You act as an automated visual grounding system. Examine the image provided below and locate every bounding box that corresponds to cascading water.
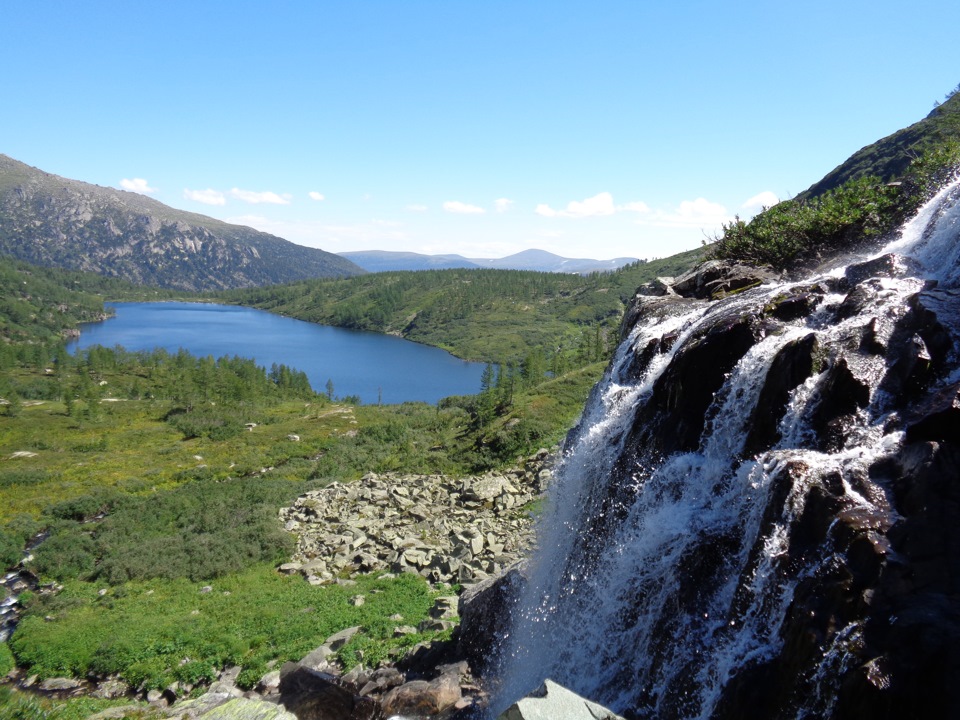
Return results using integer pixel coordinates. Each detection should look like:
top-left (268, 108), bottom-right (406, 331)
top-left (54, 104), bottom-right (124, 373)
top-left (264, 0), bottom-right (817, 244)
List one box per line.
top-left (494, 177), bottom-right (960, 719)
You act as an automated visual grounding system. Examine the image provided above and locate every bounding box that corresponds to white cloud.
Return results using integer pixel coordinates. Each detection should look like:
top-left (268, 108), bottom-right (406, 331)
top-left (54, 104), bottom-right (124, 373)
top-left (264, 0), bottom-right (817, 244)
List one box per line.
top-left (183, 188), bottom-right (226, 206)
top-left (535, 203), bottom-right (558, 218)
top-left (230, 188), bottom-right (291, 205)
top-left (443, 201), bottom-right (486, 214)
top-left (120, 178), bottom-right (156, 194)
top-left (536, 192), bottom-right (649, 218)
top-left (494, 198), bottom-right (514, 213)
top-left (740, 191), bottom-right (780, 212)
top-left (618, 200), bottom-right (651, 214)
top-left (637, 197), bottom-right (733, 229)
top-left (565, 192), bottom-right (616, 217)
top-left (405, 204), bottom-right (428, 212)
top-left (308, 191), bottom-right (325, 201)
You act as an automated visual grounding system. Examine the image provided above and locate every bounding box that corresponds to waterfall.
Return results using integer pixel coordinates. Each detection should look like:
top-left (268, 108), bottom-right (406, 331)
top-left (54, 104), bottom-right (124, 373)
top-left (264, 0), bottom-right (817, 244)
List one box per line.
top-left (494, 176), bottom-right (960, 719)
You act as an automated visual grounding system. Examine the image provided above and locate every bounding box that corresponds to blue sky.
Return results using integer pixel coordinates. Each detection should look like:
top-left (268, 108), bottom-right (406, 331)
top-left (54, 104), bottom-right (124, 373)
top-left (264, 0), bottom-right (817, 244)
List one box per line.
top-left (3, 1), bottom-right (959, 260)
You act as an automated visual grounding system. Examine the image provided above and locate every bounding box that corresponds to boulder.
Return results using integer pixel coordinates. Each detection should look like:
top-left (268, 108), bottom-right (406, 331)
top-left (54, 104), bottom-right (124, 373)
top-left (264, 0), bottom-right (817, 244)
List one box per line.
top-left (39, 677), bottom-right (84, 692)
top-left (497, 679), bottom-right (625, 720)
top-left (168, 694), bottom-right (296, 720)
top-left (458, 566), bottom-right (526, 675)
top-left (671, 260), bottom-right (778, 299)
top-left (278, 664), bottom-right (383, 720)
top-left (381, 672), bottom-right (461, 717)
top-left (91, 678), bottom-right (131, 700)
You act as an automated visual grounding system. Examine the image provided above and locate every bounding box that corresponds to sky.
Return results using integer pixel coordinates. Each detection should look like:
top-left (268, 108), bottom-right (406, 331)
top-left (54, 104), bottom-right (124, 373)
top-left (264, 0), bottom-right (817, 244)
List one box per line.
top-left (3, 1), bottom-right (960, 261)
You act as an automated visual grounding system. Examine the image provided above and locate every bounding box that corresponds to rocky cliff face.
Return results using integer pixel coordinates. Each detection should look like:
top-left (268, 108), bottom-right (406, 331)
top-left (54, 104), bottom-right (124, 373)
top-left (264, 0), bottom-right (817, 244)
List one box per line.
top-left (0, 155), bottom-right (363, 291)
top-left (493, 179), bottom-right (960, 718)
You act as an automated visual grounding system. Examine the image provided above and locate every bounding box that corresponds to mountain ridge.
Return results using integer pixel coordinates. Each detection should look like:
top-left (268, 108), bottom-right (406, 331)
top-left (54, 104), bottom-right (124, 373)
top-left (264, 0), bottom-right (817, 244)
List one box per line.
top-left (801, 90), bottom-right (960, 198)
top-left (340, 247), bottom-right (640, 274)
top-left (0, 154), bottom-right (364, 292)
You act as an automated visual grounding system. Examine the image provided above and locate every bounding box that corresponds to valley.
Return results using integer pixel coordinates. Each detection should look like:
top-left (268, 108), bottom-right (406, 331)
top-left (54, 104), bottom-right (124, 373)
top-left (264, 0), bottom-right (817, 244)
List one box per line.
top-left (1, 86), bottom-right (960, 720)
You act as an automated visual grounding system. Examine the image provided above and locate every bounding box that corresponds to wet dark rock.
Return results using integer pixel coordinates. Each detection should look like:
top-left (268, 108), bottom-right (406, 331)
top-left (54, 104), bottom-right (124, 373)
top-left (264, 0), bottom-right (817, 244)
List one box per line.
top-left (809, 358), bottom-right (870, 451)
top-left (841, 253), bottom-right (912, 287)
top-left (835, 278), bottom-right (886, 320)
top-left (458, 566), bottom-right (526, 676)
top-left (764, 287), bottom-right (824, 321)
top-left (903, 384), bottom-right (960, 444)
top-left (671, 260), bottom-right (779, 300)
top-left (744, 333), bottom-right (819, 455)
top-left (877, 291), bottom-right (955, 404)
top-left (634, 312), bottom-right (760, 455)
top-left (278, 664), bottom-right (384, 720)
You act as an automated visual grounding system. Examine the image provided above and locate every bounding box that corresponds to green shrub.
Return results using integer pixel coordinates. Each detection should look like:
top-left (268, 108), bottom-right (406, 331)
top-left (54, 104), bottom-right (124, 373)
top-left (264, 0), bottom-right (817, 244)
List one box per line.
top-left (709, 142), bottom-right (960, 271)
top-left (708, 176), bottom-right (901, 269)
top-left (165, 407), bottom-right (244, 441)
top-left (235, 661), bottom-right (267, 691)
top-left (0, 642), bottom-right (14, 677)
top-left (0, 470), bottom-right (54, 489)
top-left (0, 531), bottom-right (23, 569)
top-left (47, 491), bottom-right (121, 523)
top-left (31, 475), bottom-right (298, 585)
top-left (28, 528), bottom-right (97, 581)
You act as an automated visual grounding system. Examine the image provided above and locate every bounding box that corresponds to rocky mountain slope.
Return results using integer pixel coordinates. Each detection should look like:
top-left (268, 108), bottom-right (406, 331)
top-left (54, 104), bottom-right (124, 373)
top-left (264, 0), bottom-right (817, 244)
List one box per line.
top-left (802, 89), bottom-right (960, 198)
top-left (0, 155), bottom-right (364, 291)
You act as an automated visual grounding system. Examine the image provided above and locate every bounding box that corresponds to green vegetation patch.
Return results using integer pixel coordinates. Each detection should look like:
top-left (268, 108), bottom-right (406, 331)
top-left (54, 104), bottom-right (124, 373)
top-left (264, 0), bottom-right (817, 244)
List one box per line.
top-left (10, 567), bottom-right (440, 691)
top-left (214, 251), bottom-right (705, 367)
top-left (0, 686), bottom-right (154, 720)
top-left (708, 140), bottom-right (960, 271)
top-left (31, 471), bottom-right (298, 584)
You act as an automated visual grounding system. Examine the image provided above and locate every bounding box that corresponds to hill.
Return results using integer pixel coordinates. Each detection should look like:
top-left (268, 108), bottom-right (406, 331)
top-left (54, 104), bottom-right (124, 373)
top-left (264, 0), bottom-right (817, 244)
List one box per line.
top-left (708, 87), bottom-right (960, 271)
top-left (801, 88), bottom-right (960, 198)
top-left (0, 255), bottom-right (186, 344)
top-left (340, 248), bottom-right (640, 274)
top-left (0, 155), bottom-right (365, 291)
top-left (339, 250), bottom-right (481, 272)
top-left (215, 248), bottom-right (705, 365)
top-left (469, 248), bottom-right (639, 273)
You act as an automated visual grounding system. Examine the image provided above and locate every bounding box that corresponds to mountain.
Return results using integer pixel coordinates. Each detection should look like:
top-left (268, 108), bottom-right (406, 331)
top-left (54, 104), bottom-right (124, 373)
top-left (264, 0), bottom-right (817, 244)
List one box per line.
top-left (468, 248), bottom-right (639, 274)
top-left (0, 155), bottom-right (364, 291)
top-left (338, 250), bottom-right (481, 272)
top-left (340, 247), bottom-right (639, 274)
top-left (802, 89), bottom-right (960, 198)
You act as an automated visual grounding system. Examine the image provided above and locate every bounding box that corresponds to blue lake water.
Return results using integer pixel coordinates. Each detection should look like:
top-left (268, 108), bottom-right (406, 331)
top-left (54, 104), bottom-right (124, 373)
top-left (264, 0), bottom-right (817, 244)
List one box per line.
top-left (67, 302), bottom-right (485, 405)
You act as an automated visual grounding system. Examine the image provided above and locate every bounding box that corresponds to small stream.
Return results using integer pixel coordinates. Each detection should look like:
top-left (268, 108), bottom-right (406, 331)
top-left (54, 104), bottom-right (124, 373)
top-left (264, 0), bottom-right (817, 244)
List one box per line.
top-left (1, 533), bottom-right (53, 645)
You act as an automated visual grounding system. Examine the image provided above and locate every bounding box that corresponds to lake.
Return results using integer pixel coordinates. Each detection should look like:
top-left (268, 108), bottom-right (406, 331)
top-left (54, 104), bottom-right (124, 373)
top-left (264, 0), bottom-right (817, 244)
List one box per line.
top-left (67, 302), bottom-right (486, 405)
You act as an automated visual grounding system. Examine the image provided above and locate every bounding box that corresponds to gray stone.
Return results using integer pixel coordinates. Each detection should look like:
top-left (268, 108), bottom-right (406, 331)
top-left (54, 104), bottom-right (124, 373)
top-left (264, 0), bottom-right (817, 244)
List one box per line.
top-left (325, 625), bottom-right (361, 650)
top-left (169, 693), bottom-right (296, 720)
top-left (39, 677), bottom-right (83, 691)
top-left (497, 679), bottom-right (626, 720)
top-left (257, 670), bottom-right (281, 693)
top-left (92, 678), bottom-right (130, 699)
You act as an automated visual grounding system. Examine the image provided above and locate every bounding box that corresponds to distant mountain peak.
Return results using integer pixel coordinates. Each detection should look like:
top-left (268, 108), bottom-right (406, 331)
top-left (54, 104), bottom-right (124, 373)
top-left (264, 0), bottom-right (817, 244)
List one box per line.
top-left (0, 154), bottom-right (364, 290)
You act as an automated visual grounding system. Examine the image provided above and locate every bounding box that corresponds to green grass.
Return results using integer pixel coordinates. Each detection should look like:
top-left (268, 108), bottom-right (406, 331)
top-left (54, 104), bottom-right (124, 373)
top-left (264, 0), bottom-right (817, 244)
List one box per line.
top-left (10, 567), bottom-right (441, 691)
top-left (0, 686), bottom-right (155, 720)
